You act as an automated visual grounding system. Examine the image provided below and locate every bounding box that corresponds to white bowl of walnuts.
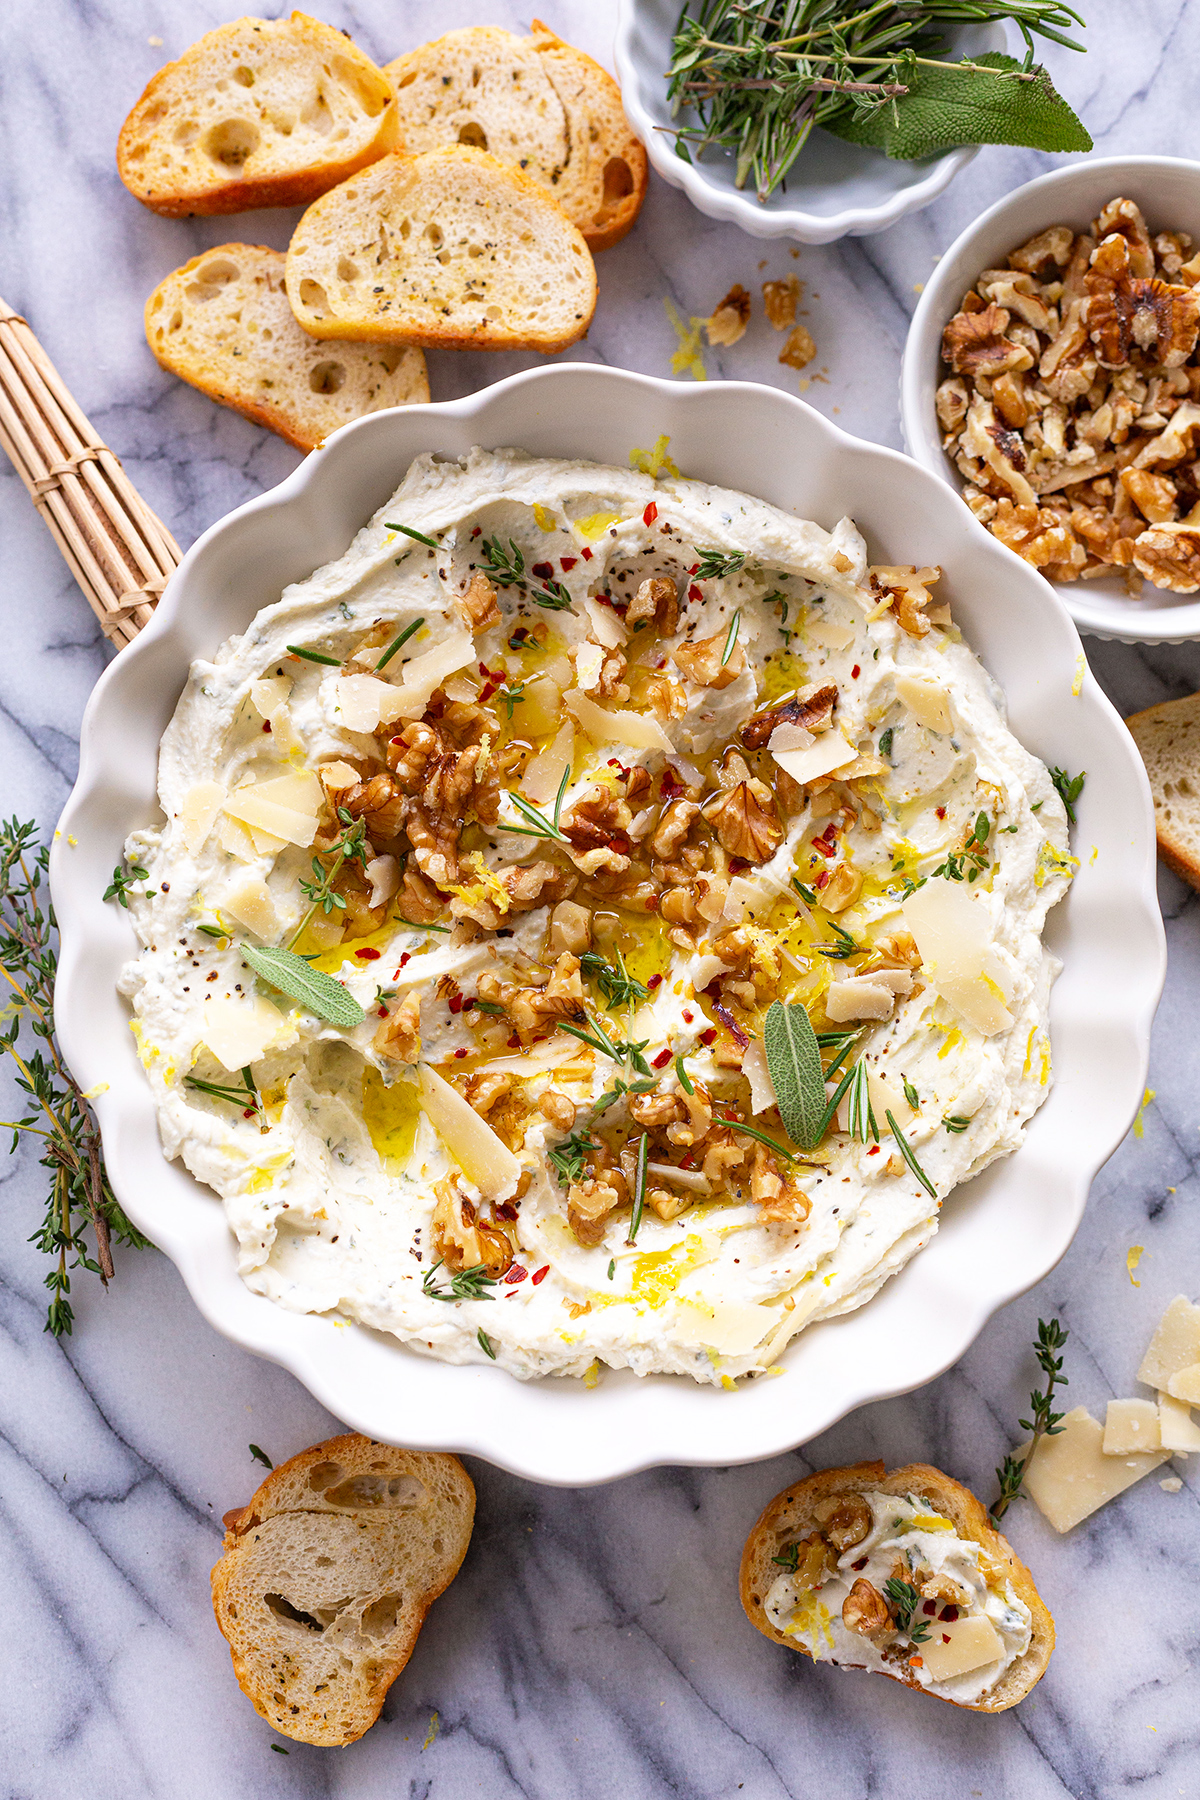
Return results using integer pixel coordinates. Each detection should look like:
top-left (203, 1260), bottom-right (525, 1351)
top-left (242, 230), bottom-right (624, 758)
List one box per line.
top-left (900, 156), bottom-right (1200, 644)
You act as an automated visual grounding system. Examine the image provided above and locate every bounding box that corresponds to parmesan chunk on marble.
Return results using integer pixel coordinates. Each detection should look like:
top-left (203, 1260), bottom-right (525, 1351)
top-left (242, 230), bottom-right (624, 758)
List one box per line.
top-left (178, 781), bottom-right (224, 856)
top-left (564, 687), bottom-right (674, 752)
top-left (1158, 1393), bottom-right (1200, 1454)
top-left (221, 872), bottom-right (280, 940)
top-left (1167, 1362), bottom-right (1200, 1404)
top-left (1022, 1406), bottom-right (1169, 1532)
top-left (1102, 1397), bottom-right (1161, 1456)
top-left (417, 1064), bottom-right (520, 1202)
top-left (895, 670), bottom-right (952, 734)
top-left (919, 1614), bottom-right (1004, 1683)
top-left (199, 996), bottom-right (290, 1072)
top-left (902, 879), bottom-right (1013, 1036)
top-left (1138, 1295), bottom-right (1200, 1390)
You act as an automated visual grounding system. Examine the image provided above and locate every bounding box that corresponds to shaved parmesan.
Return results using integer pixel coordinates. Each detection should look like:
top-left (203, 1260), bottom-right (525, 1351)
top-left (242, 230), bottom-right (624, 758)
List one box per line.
top-left (250, 676), bottom-right (303, 753)
top-left (574, 642), bottom-right (605, 691)
top-left (333, 673), bottom-right (403, 733)
top-left (867, 1065), bottom-right (916, 1130)
top-left (565, 688), bottom-right (673, 752)
top-left (771, 730), bottom-right (856, 786)
top-left (584, 595), bottom-right (627, 647)
top-left (742, 1039), bottom-right (777, 1115)
top-left (1167, 1362), bottom-right (1200, 1404)
top-left (483, 1037), bottom-right (588, 1077)
top-left (365, 855), bottom-right (399, 909)
top-left (178, 781), bottom-right (224, 856)
top-left (221, 872), bottom-right (280, 940)
top-left (319, 760), bottom-right (360, 794)
top-left (825, 971), bottom-right (910, 1023)
top-left (768, 721), bottom-right (815, 753)
top-left (919, 1615), bottom-right (1003, 1683)
top-left (199, 996), bottom-right (291, 1072)
top-left (901, 880), bottom-right (1013, 1036)
top-left (218, 814), bottom-right (270, 862)
top-left (521, 720), bottom-right (574, 803)
top-left (1021, 1406), bottom-right (1169, 1532)
top-left (673, 1298), bottom-right (781, 1356)
top-left (804, 613), bottom-right (856, 651)
top-left (1158, 1393), bottom-right (1200, 1453)
top-left (389, 630), bottom-right (475, 720)
top-left (417, 1063), bottom-right (520, 1202)
top-left (1137, 1294), bottom-right (1200, 1390)
top-left (223, 775), bottom-right (320, 850)
top-left (1102, 1397), bottom-right (1161, 1456)
top-left (896, 671), bottom-right (952, 734)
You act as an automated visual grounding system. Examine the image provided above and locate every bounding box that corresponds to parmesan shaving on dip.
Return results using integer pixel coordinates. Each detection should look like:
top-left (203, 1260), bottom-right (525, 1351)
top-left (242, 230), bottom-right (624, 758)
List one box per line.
top-left (118, 447), bottom-right (1073, 1384)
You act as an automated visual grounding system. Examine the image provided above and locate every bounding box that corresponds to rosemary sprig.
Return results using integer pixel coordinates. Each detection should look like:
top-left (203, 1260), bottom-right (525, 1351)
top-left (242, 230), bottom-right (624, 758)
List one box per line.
top-left (627, 1131), bottom-right (649, 1243)
top-left (675, 1053), bottom-right (695, 1094)
top-left (496, 765), bottom-right (571, 844)
top-left (395, 914), bottom-right (451, 933)
top-left (384, 521), bottom-right (439, 550)
top-left (885, 1108), bottom-right (937, 1198)
top-left (286, 644), bottom-right (341, 666)
top-left (422, 1259), bottom-right (499, 1302)
top-left (580, 948), bottom-right (648, 1011)
top-left (556, 1013), bottom-right (653, 1078)
top-left (185, 1064), bottom-right (264, 1122)
top-left (817, 919), bottom-right (859, 960)
top-left (1, 819), bottom-right (148, 1334)
top-left (289, 808), bottom-right (369, 949)
top-left (712, 1111), bottom-right (799, 1161)
top-left (721, 608), bottom-right (742, 667)
top-left (375, 616), bottom-right (425, 671)
top-left (991, 1317), bottom-right (1069, 1522)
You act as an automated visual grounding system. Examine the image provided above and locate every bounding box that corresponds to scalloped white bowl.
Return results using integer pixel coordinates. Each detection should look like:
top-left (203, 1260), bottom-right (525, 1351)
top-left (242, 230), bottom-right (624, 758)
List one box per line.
top-left (613, 0), bottom-right (997, 244)
top-left (52, 366), bottom-right (1163, 1486)
top-left (901, 155), bottom-right (1200, 644)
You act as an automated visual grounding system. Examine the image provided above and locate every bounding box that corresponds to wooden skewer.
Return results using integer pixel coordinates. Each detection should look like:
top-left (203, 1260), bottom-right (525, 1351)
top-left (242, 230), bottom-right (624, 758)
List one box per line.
top-left (0, 297), bottom-right (180, 649)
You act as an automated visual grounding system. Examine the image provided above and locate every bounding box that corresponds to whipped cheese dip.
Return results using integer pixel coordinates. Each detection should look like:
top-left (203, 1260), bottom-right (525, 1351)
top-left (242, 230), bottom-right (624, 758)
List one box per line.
top-left (762, 1490), bottom-right (1033, 1705)
top-left (119, 447), bottom-right (1074, 1385)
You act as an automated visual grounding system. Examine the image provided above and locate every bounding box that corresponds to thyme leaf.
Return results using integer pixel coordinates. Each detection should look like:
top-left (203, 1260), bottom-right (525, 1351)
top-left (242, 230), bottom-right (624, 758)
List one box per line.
top-left (1050, 765), bottom-right (1085, 824)
top-left (991, 1317), bottom-right (1069, 1522)
top-left (422, 1260), bottom-right (499, 1302)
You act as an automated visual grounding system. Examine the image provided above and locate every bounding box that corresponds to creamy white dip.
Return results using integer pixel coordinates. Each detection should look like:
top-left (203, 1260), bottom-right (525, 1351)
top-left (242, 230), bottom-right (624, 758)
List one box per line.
top-left (118, 447), bottom-right (1073, 1384)
top-left (763, 1490), bottom-right (1033, 1705)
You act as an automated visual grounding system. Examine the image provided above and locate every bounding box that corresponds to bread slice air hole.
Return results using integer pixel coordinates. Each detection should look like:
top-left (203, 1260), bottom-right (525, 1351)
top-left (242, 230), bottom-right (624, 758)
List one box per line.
top-left (309, 361), bottom-right (345, 395)
top-left (264, 1592), bottom-right (326, 1633)
top-left (204, 118), bottom-right (259, 168)
top-left (602, 157), bottom-right (634, 206)
top-left (233, 65), bottom-right (255, 88)
top-left (458, 122), bottom-right (487, 150)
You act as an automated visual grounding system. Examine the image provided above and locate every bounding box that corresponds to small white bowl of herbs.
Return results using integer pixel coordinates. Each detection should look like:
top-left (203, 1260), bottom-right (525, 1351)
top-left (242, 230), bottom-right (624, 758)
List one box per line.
top-left (614, 0), bottom-right (1092, 244)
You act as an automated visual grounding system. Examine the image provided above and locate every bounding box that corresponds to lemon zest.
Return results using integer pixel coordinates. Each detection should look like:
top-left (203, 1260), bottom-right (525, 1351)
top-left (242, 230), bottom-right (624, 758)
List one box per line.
top-left (662, 299), bottom-right (708, 382)
top-left (630, 430), bottom-right (682, 478)
top-left (1127, 1244), bottom-right (1144, 1287)
top-left (444, 852), bottom-right (511, 915)
top-left (532, 503), bottom-right (557, 533)
top-left (1072, 650), bottom-right (1085, 697)
top-left (583, 1358), bottom-right (601, 1389)
top-left (1133, 1087), bottom-right (1155, 1140)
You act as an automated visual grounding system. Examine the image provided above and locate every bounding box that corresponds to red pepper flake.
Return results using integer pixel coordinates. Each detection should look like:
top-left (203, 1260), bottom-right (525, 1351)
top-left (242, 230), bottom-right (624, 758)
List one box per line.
top-left (463, 997), bottom-right (476, 1012)
top-left (448, 994), bottom-right (463, 1013)
top-left (939, 1605), bottom-right (959, 1622)
top-left (507, 1033), bottom-right (521, 1049)
top-left (688, 563), bottom-right (699, 576)
top-left (262, 720), bottom-right (272, 732)
top-left (531, 561), bottom-right (554, 580)
top-left (243, 1107), bottom-right (256, 1119)
top-left (688, 583), bottom-right (703, 603)
top-left (479, 681), bottom-right (498, 702)
top-left (682, 1008), bottom-right (694, 1024)
top-left (479, 662), bottom-right (491, 676)
top-left (607, 757), bottom-right (622, 768)
top-left (699, 1027), bottom-right (717, 1046)
top-left (648, 974), bottom-right (663, 991)
top-left (652, 1048), bottom-right (672, 1069)
top-left (643, 501), bottom-right (658, 526)
top-left (815, 869), bottom-right (830, 889)
top-left (504, 1262), bottom-right (528, 1283)
top-left (560, 556), bottom-right (577, 571)
top-left (378, 1005), bottom-right (388, 1018)
top-left (851, 664), bottom-right (861, 679)
top-left (910, 1656), bottom-right (923, 1669)
top-left (645, 894), bottom-right (659, 912)
top-left (453, 1047), bottom-right (468, 1059)
top-left (354, 946), bottom-right (381, 961)
top-left (494, 1201), bottom-right (518, 1221)
top-left (867, 1144), bottom-right (881, 1156)
top-left (399, 953), bottom-right (411, 968)
top-left (851, 1556), bottom-right (869, 1571)
top-left (531, 1264), bottom-right (550, 1285)
top-left (922, 1600), bottom-right (937, 1616)
top-left (812, 827), bottom-right (839, 857)
top-left (660, 765), bottom-right (684, 799)
top-left (679, 1153), bottom-right (697, 1170)
top-left (729, 858), bottom-right (750, 876)
top-left (390, 735), bottom-right (403, 745)
top-left (470, 525), bottom-right (482, 539)
top-left (940, 1635), bottom-right (951, 1645)
top-left (581, 546), bottom-right (593, 561)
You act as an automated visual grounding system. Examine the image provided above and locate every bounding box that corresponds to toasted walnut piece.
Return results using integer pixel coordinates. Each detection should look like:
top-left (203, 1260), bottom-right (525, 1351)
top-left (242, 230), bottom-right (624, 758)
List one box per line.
top-left (1037, 298), bottom-right (1096, 404)
top-left (454, 570), bottom-right (501, 633)
top-left (1133, 400), bottom-right (1200, 469)
top-left (706, 283), bottom-right (751, 346)
top-left (549, 899), bottom-right (592, 955)
top-left (962, 396), bottom-right (1037, 507)
top-left (397, 863), bottom-right (444, 925)
top-left (1156, 231), bottom-right (1193, 276)
top-left (659, 886), bottom-right (697, 925)
top-left (843, 1578), bottom-right (892, 1637)
top-left (463, 1071), bottom-right (513, 1116)
top-left (1132, 524), bottom-right (1200, 592)
top-left (1093, 197), bottom-right (1155, 278)
top-left (650, 797), bottom-right (701, 861)
top-left (919, 1570), bottom-right (973, 1608)
top-left (991, 371), bottom-right (1029, 429)
top-left (822, 861), bottom-right (862, 913)
top-left (777, 1533), bottom-right (834, 1591)
top-left (672, 628), bottom-right (746, 689)
top-left (338, 769), bottom-right (406, 843)
top-left (626, 575), bottom-right (680, 636)
top-left (779, 324), bottom-right (816, 371)
top-left (869, 565), bottom-right (941, 637)
top-left (936, 376), bottom-right (969, 433)
top-left (814, 1493), bottom-right (873, 1551)
top-left (567, 1170), bottom-right (626, 1246)
top-left (1085, 233), bottom-right (1200, 369)
top-left (497, 952), bottom-right (585, 1041)
top-left (1178, 251), bottom-right (1200, 289)
top-left (941, 303), bottom-right (1033, 378)
top-left (431, 1182), bottom-right (513, 1278)
top-left (1009, 223), bottom-right (1075, 274)
top-left (561, 784), bottom-right (632, 878)
top-left (629, 1090), bottom-right (683, 1128)
top-left (538, 1089), bottom-right (576, 1130)
top-left (644, 1185), bottom-right (691, 1222)
top-left (699, 1127), bottom-right (748, 1183)
top-left (990, 499), bottom-right (1086, 575)
top-left (741, 682), bottom-right (838, 750)
top-left (977, 269), bottom-right (1057, 335)
top-left (1121, 467), bottom-right (1178, 523)
top-left (762, 274), bottom-right (802, 329)
top-left (702, 782), bottom-right (783, 864)
top-left (373, 988), bottom-right (422, 1064)
top-left (596, 646), bottom-right (629, 700)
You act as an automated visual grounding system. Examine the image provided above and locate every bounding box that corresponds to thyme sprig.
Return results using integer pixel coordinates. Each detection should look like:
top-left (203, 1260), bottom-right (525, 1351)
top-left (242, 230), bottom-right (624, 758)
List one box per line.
top-left (548, 1131), bottom-right (599, 1185)
top-left (103, 858), bottom-right (152, 907)
top-left (933, 811), bottom-right (990, 883)
top-left (479, 535), bottom-right (573, 611)
top-left (1050, 765), bottom-right (1085, 824)
top-left (290, 808), bottom-right (369, 949)
top-left (422, 1260), bottom-right (500, 1302)
top-left (991, 1317), bottom-right (1069, 1522)
top-left (580, 948), bottom-right (649, 1011)
top-left (1, 819), bottom-right (147, 1335)
top-left (883, 1577), bottom-right (932, 1644)
top-left (694, 549), bottom-right (748, 581)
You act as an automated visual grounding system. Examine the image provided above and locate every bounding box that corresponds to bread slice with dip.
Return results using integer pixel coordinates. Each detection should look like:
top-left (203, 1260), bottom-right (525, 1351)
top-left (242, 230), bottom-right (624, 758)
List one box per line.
top-left (741, 1460), bottom-right (1053, 1711)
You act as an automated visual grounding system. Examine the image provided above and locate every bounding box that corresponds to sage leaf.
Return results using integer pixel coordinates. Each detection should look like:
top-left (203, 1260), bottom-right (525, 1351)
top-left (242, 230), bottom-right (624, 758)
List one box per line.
top-left (764, 1000), bottom-right (827, 1150)
top-left (824, 54), bottom-right (1092, 161)
top-left (241, 943), bottom-right (365, 1028)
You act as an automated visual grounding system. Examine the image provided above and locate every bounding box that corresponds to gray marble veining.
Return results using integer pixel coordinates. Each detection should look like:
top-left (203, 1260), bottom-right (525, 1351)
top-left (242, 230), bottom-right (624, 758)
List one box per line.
top-left (1, 2), bottom-right (1199, 1795)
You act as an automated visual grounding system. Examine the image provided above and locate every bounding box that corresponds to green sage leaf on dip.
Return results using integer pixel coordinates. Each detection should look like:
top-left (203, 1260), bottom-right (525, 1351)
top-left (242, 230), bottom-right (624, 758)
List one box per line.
top-left (241, 944), bottom-right (365, 1028)
top-left (824, 53), bottom-right (1092, 161)
top-left (763, 1000), bottom-right (827, 1150)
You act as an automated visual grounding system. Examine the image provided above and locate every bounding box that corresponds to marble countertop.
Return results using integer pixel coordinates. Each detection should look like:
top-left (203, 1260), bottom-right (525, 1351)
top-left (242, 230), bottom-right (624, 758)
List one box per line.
top-left (2, 2), bottom-right (1199, 1794)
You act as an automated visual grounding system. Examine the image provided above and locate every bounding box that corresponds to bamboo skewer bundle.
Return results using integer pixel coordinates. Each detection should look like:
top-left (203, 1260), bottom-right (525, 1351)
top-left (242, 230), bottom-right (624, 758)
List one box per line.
top-left (0, 297), bottom-right (180, 649)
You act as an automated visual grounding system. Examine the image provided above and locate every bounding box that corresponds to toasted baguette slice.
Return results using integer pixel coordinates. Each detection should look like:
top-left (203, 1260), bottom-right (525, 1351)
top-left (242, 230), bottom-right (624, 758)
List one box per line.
top-left (118, 12), bottom-right (399, 217)
top-left (285, 146), bottom-right (597, 353)
top-left (1125, 692), bottom-right (1200, 889)
top-left (145, 245), bottom-right (428, 452)
top-left (211, 1434), bottom-right (474, 1747)
top-left (385, 22), bottom-right (647, 251)
top-left (740, 1460), bottom-right (1054, 1713)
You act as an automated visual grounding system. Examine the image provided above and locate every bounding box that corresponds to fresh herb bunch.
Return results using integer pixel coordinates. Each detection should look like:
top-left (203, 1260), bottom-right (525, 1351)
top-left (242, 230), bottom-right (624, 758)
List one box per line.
top-left (991, 1316), bottom-right (1069, 1521)
top-left (1, 819), bottom-right (147, 1334)
top-left (666, 0), bottom-right (1089, 203)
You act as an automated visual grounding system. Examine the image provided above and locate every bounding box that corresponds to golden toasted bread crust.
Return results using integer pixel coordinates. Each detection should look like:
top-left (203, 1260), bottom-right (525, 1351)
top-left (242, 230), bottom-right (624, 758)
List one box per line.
top-left (740, 1460), bottom-right (1054, 1713)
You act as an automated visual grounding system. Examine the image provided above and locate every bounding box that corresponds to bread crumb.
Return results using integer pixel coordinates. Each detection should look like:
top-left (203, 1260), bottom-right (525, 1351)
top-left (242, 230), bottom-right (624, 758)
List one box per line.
top-left (1160, 1476), bottom-right (1183, 1491)
top-left (779, 324), bottom-right (816, 371)
top-left (148, 34), bottom-right (163, 45)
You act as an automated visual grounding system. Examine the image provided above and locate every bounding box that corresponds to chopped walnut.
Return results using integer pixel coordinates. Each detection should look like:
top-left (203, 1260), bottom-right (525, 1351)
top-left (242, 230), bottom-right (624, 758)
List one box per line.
top-left (702, 782), bottom-right (783, 864)
top-left (1131, 524), bottom-right (1200, 592)
top-left (1121, 467), bottom-right (1178, 523)
top-left (1008, 223), bottom-right (1075, 275)
top-left (672, 628), bottom-right (747, 689)
top-left (538, 1089), bottom-right (576, 1131)
top-left (463, 1070), bottom-right (513, 1115)
top-left (453, 570), bottom-right (501, 633)
top-left (707, 283), bottom-right (751, 347)
top-left (821, 861), bottom-right (862, 913)
top-left (626, 576), bottom-right (680, 636)
top-left (779, 325), bottom-right (816, 371)
top-left (919, 1569), bottom-right (973, 1609)
top-left (477, 951), bottom-right (584, 1042)
top-left (561, 784), bottom-right (633, 878)
top-left (868, 566), bottom-right (942, 637)
top-left (431, 1181), bottom-right (513, 1278)
top-left (842, 1579), bottom-right (892, 1638)
top-left (935, 377), bottom-right (969, 433)
top-left (941, 304), bottom-right (1033, 379)
top-left (628, 1090), bottom-right (683, 1129)
top-left (814, 1493), bottom-right (872, 1551)
top-left (549, 899), bottom-right (592, 956)
top-left (567, 1161), bottom-right (628, 1246)
top-left (1085, 233), bottom-right (1200, 370)
top-left (373, 988), bottom-right (421, 1064)
top-left (762, 275), bottom-right (801, 329)
top-left (450, 859), bottom-right (576, 931)
top-left (741, 682), bottom-right (837, 750)
top-left (1093, 197), bottom-right (1155, 279)
top-left (780, 1533), bottom-right (834, 1591)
